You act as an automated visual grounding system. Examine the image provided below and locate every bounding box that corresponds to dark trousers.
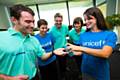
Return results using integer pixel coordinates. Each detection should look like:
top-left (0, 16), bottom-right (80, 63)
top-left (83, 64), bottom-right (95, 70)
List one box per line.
top-left (74, 55), bottom-right (82, 72)
top-left (31, 72), bottom-right (40, 80)
top-left (82, 73), bottom-right (96, 80)
top-left (74, 55), bottom-right (82, 80)
top-left (38, 60), bottom-right (58, 80)
top-left (56, 55), bottom-right (67, 80)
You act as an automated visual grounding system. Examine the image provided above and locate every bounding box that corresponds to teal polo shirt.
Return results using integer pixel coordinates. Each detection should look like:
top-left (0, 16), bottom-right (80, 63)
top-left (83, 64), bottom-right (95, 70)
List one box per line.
top-left (0, 28), bottom-right (45, 79)
top-left (49, 24), bottom-right (68, 49)
top-left (69, 27), bottom-right (86, 44)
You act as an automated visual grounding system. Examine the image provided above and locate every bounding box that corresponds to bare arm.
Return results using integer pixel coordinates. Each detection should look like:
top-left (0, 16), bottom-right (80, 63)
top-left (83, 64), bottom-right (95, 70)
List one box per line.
top-left (68, 43), bottom-right (113, 58)
top-left (40, 52), bottom-right (52, 60)
top-left (41, 48), bottom-right (68, 60)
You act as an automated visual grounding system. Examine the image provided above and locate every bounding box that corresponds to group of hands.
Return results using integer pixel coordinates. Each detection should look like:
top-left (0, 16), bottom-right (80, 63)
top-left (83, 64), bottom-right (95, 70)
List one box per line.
top-left (54, 43), bottom-right (72, 56)
top-left (54, 43), bottom-right (82, 56)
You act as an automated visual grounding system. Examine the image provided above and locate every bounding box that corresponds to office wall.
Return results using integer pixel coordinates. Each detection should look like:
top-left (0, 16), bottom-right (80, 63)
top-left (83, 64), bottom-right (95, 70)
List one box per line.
top-left (106, 0), bottom-right (116, 16)
top-left (0, 5), bottom-right (11, 30)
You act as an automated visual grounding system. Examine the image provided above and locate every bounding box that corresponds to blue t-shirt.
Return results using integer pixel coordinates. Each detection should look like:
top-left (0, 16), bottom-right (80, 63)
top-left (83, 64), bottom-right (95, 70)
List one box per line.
top-left (79, 31), bottom-right (117, 80)
top-left (34, 32), bottom-right (56, 66)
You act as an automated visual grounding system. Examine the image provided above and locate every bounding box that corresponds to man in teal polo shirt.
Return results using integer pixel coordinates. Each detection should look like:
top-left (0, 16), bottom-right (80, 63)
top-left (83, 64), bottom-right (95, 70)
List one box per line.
top-left (49, 13), bottom-right (69, 80)
top-left (0, 4), bottom-right (66, 80)
top-left (49, 13), bottom-right (68, 49)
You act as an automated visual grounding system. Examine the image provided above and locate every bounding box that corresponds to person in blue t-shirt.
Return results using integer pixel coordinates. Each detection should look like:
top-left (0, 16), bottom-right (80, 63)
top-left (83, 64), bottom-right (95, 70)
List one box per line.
top-left (67, 7), bottom-right (117, 80)
top-left (34, 19), bottom-right (59, 80)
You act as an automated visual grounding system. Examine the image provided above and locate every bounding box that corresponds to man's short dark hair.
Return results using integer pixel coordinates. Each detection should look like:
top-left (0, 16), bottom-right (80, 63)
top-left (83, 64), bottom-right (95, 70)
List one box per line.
top-left (10, 4), bottom-right (35, 20)
top-left (54, 13), bottom-right (63, 19)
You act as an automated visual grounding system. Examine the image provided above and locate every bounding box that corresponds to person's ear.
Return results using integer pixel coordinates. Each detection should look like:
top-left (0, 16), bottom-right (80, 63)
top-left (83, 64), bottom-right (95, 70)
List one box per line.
top-left (11, 17), bottom-right (17, 23)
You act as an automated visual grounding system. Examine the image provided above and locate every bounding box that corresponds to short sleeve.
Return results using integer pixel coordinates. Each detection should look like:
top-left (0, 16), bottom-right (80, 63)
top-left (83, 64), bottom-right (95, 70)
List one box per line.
top-left (66, 25), bottom-right (69, 35)
top-left (33, 37), bottom-right (46, 57)
top-left (105, 32), bottom-right (117, 48)
top-left (37, 45), bottom-right (46, 57)
top-left (47, 32), bottom-right (54, 45)
top-left (68, 29), bottom-right (73, 43)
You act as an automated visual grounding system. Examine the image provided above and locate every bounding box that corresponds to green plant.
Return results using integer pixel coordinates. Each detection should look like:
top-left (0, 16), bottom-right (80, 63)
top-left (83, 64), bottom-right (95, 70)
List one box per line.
top-left (106, 14), bottom-right (120, 26)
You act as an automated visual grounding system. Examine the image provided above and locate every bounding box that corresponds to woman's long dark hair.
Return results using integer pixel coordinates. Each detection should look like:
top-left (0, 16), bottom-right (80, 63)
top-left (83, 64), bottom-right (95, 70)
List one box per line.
top-left (84, 7), bottom-right (108, 30)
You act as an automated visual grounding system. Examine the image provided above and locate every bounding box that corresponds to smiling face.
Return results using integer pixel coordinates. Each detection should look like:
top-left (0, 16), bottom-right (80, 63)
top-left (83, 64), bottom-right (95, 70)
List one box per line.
top-left (39, 24), bottom-right (48, 36)
top-left (13, 11), bottom-right (35, 35)
top-left (84, 15), bottom-right (97, 29)
top-left (74, 22), bottom-right (82, 30)
top-left (54, 16), bottom-right (63, 29)
top-left (73, 17), bottom-right (83, 32)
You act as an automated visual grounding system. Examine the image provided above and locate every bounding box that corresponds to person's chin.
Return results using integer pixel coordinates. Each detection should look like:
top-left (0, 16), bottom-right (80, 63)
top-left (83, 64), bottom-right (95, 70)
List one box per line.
top-left (56, 24), bottom-right (61, 28)
top-left (75, 27), bottom-right (80, 30)
top-left (56, 26), bottom-right (60, 29)
top-left (27, 31), bottom-right (33, 34)
top-left (86, 25), bottom-right (91, 29)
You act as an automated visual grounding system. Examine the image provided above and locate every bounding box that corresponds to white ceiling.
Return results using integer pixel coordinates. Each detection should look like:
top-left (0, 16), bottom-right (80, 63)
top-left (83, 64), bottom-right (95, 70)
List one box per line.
top-left (0, 0), bottom-right (106, 7)
top-left (0, 0), bottom-right (78, 6)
